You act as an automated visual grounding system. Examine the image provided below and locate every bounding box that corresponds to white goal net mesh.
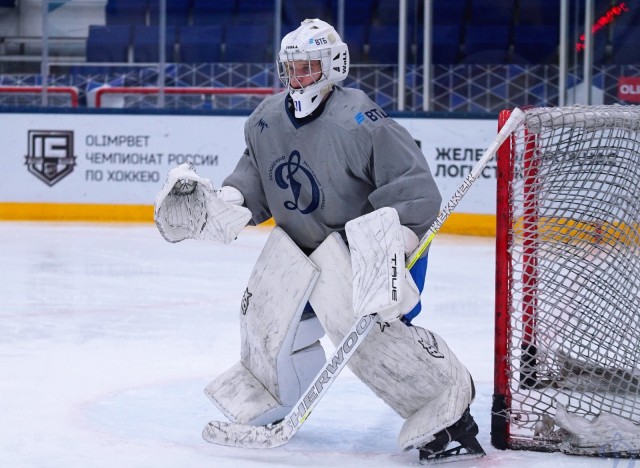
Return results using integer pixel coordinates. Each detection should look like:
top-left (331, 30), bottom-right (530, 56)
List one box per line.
top-left (493, 105), bottom-right (640, 457)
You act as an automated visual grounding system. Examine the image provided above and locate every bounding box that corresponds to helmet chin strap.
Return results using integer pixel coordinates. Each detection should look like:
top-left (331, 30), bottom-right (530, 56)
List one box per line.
top-left (290, 83), bottom-right (333, 118)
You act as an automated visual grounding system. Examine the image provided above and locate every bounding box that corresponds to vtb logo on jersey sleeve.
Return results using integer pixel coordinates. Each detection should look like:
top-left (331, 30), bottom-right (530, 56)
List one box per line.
top-left (355, 108), bottom-right (389, 125)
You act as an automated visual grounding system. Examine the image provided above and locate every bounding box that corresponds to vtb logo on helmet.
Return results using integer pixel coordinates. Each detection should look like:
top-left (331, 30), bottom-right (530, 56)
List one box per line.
top-left (277, 19), bottom-right (350, 118)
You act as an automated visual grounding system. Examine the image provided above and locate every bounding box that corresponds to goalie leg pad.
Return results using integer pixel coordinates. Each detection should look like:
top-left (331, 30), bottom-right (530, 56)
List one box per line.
top-left (205, 227), bottom-right (325, 425)
top-left (398, 369), bottom-right (473, 450)
top-left (308, 233), bottom-right (473, 449)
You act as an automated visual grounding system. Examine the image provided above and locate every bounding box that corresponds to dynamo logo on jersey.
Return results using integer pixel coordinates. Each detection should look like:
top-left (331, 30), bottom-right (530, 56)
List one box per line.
top-left (273, 150), bottom-right (324, 214)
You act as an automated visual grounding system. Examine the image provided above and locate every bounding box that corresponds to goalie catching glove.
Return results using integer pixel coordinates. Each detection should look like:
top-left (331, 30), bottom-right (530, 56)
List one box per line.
top-left (346, 207), bottom-right (421, 323)
top-left (154, 163), bottom-right (252, 244)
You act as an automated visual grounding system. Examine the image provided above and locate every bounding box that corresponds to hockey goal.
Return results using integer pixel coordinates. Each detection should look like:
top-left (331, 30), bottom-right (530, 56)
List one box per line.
top-left (492, 105), bottom-right (640, 457)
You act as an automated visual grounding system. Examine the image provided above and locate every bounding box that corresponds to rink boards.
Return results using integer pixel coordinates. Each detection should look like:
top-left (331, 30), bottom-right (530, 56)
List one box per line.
top-left (0, 109), bottom-right (498, 236)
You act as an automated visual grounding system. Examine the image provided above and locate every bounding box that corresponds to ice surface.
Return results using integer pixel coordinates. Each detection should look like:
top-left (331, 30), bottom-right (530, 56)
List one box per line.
top-left (0, 222), bottom-right (618, 467)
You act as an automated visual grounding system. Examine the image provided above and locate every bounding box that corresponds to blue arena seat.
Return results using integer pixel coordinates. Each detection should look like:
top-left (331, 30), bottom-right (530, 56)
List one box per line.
top-left (178, 25), bottom-right (223, 63)
top-left (235, 0), bottom-right (273, 25)
top-left (368, 25), bottom-right (411, 64)
top-left (86, 24), bottom-right (132, 63)
top-left (608, 14), bottom-right (640, 65)
top-left (517, 0), bottom-right (560, 26)
top-left (611, 25), bottom-right (640, 65)
top-left (376, 1), bottom-right (401, 25)
top-left (464, 24), bottom-right (510, 62)
top-left (106, 0), bottom-right (148, 26)
top-left (224, 24), bottom-right (271, 63)
top-left (512, 25), bottom-right (558, 64)
top-left (434, 25), bottom-right (463, 64)
top-left (592, 37), bottom-right (609, 65)
top-left (468, 0), bottom-right (514, 25)
top-left (416, 24), bottom-right (462, 64)
top-left (432, 0), bottom-right (467, 25)
top-left (192, 0), bottom-right (236, 26)
top-left (368, 25), bottom-right (397, 64)
top-left (334, 0), bottom-right (374, 26)
top-left (132, 25), bottom-right (177, 62)
top-left (149, 0), bottom-right (191, 26)
top-left (283, 1), bottom-right (331, 31)
top-left (462, 49), bottom-right (510, 64)
top-left (612, 44), bottom-right (640, 65)
top-left (343, 25), bottom-right (367, 63)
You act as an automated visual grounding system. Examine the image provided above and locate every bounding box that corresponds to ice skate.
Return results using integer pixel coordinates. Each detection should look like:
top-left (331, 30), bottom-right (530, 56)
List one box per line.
top-left (418, 408), bottom-right (486, 465)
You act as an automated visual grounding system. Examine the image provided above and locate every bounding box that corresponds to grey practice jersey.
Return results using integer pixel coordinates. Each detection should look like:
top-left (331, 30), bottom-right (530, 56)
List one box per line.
top-left (223, 85), bottom-right (442, 253)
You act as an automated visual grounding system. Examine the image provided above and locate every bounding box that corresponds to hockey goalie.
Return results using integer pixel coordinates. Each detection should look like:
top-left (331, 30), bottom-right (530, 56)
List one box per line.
top-left (154, 18), bottom-right (485, 465)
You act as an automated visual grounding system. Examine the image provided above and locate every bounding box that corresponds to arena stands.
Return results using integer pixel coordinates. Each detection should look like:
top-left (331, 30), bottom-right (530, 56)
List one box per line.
top-left (83, 0), bottom-right (635, 66)
top-left (0, 0), bottom-right (638, 112)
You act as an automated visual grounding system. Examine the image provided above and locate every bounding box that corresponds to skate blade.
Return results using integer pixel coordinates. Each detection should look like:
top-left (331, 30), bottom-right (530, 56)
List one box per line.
top-left (420, 451), bottom-right (486, 465)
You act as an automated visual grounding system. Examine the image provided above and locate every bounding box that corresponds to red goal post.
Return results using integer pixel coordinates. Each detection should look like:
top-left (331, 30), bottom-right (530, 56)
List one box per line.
top-left (492, 105), bottom-right (640, 457)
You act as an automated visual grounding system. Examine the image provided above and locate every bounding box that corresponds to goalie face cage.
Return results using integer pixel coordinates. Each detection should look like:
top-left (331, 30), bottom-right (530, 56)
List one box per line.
top-left (492, 105), bottom-right (640, 456)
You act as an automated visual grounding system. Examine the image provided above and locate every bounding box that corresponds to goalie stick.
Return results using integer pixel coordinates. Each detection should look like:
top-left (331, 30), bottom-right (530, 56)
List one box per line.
top-left (202, 107), bottom-right (527, 449)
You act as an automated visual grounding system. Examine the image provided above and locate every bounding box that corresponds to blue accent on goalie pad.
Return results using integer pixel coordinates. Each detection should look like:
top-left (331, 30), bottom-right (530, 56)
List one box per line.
top-left (402, 254), bottom-right (429, 323)
top-left (302, 253), bottom-right (428, 324)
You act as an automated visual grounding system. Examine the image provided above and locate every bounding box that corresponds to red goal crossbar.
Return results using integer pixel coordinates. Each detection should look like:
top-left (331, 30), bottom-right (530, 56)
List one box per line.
top-left (94, 86), bottom-right (275, 108)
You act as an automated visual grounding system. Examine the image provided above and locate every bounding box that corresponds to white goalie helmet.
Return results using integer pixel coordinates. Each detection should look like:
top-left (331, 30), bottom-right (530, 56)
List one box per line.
top-left (277, 18), bottom-right (349, 118)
